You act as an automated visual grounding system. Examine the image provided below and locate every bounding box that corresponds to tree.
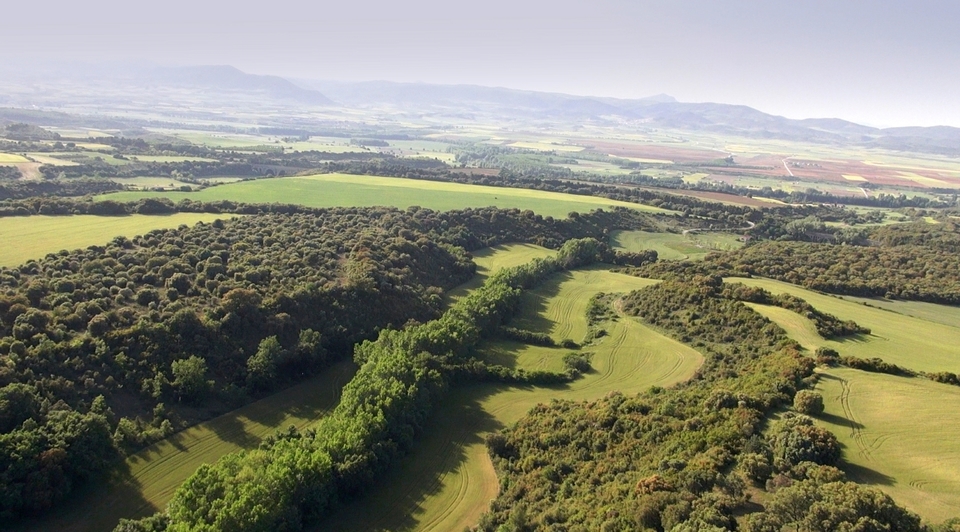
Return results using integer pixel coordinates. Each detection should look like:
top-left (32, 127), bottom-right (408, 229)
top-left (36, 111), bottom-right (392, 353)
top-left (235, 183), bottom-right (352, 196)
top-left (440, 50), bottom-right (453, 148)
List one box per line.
top-left (247, 336), bottom-right (283, 389)
top-left (171, 356), bottom-right (210, 402)
top-left (746, 479), bottom-right (923, 532)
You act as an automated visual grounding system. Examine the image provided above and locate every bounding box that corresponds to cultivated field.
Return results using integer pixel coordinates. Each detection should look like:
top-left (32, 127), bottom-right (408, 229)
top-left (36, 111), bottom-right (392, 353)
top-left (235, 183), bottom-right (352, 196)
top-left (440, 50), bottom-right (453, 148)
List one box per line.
top-left (315, 260), bottom-right (703, 532)
top-left (129, 155), bottom-right (219, 163)
top-left (21, 361), bottom-right (357, 532)
top-left (731, 277), bottom-right (960, 374)
top-left (108, 176), bottom-right (198, 190)
top-left (611, 230), bottom-right (743, 260)
top-left (0, 153), bottom-right (29, 164)
top-left (835, 295), bottom-right (960, 329)
top-left (98, 173), bottom-right (671, 218)
top-left (445, 244), bottom-right (557, 302)
top-left (815, 367), bottom-right (960, 523)
top-left (745, 298), bottom-right (960, 522)
top-left (0, 214), bottom-right (229, 267)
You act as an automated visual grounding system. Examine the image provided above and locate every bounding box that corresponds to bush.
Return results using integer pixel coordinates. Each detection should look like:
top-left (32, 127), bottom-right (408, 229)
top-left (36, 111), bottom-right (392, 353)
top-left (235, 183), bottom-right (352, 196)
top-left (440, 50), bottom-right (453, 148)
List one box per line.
top-left (563, 352), bottom-right (592, 374)
top-left (793, 391), bottom-right (824, 416)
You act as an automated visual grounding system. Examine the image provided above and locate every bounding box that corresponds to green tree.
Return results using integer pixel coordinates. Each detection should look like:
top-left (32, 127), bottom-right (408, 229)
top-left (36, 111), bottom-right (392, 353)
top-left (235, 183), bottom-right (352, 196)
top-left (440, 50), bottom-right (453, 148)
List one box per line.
top-left (247, 336), bottom-right (283, 389)
top-left (171, 356), bottom-right (210, 402)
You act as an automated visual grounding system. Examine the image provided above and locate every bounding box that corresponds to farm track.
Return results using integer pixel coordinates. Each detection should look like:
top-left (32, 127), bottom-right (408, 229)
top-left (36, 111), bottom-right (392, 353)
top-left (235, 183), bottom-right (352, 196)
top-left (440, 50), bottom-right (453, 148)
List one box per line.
top-left (837, 378), bottom-right (871, 461)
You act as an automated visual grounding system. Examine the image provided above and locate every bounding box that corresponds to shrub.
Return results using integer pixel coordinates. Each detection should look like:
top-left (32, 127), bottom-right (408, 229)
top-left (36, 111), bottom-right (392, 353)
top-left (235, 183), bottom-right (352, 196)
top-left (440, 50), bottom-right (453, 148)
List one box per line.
top-left (793, 390), bottom-right (824, 416)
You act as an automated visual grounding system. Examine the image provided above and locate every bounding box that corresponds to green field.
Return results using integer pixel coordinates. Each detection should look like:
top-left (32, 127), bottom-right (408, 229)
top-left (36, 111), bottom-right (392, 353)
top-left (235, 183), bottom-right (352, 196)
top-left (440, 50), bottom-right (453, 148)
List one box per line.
top-left (316, 260), bottom-right (703, 532)
top-left (24, 153), bottom-right (80, 166)
top-left (814, 368), bottom-right (960, 523)
top-left (130, 155), bottom-right (219, 163)
top-left (108, 176), bottom-right (198, 190)
top-left (742, 293), bottom-right (960, 522)
top-left (0, 153), bottom-right (29, 164)
top-left (732, 277), bottom-right (960, 374)
top-left (21, 361), bottom-right (357, 532)
top-left (611, 230), bottom-right (743, 260)
top-left (836, 295), bottom-right (960, 329)
top-left (97, 173), bottom-right (670, 218)
top-left (445, 243), bottom-right (557, 302)
top-left (0, 214), bottom-right (230, 267)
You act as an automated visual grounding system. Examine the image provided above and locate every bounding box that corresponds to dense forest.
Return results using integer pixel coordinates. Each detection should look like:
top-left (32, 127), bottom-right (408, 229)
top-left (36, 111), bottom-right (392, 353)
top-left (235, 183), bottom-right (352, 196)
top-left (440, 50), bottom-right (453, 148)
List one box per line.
top-left (629, 220), bottom-right (960, 305)
top-left (0, 205), bottom-right (657, 522)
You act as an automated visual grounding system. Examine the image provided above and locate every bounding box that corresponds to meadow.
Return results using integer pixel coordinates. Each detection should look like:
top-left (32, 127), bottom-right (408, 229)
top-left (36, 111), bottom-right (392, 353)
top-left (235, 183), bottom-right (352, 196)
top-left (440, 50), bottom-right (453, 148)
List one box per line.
top-left (314, 251), bottom-right (703, 532)
top-left (97, 173), bottom-right (671, 218)
top-left (732, 277), bottom-right (960, 374)
top-left (610, 229), bottom-right (743, 260)
top-left (743, 299), bottom-right (960, 522)
top-left (20, 361), bottom-right (357, 532)
top-left (814, 367), bottom-right (960, 523)
top-left (0, 153), bottom-right (30, 164)
top-left (0, 214), bottom-right (229, 267)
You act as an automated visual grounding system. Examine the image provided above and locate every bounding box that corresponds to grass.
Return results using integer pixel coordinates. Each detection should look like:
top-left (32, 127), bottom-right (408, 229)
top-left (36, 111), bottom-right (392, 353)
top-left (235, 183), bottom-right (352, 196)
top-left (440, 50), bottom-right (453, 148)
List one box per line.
top-left (315, 263), bottom-right (702, 532)
top-left (610, 230), bottom-right (743, 260)
top-left (731, 277), bottom-right (960, 374)
top-left (108, 177), bottom-right (198, 190)
top-left (444, 243), bottom-right (557, 302)
top-left (24, 153), bottom-right (80, 166)
top-left (20, 361), bottom-right (357, 532)
top-left (814, 367), bottom-right (960, 523)
top-left (742, 295), bottom-right (960, 522)
top-left (0, 214), bottom-right (230, 268)
top-left (97, 173), bottom-right (671, 218)
top-left (834, 295), bottom-right (960, 329)
top-left (130, 155), bottom-right (219, 163)
top-left (0, 153), bottom-right (29, 164)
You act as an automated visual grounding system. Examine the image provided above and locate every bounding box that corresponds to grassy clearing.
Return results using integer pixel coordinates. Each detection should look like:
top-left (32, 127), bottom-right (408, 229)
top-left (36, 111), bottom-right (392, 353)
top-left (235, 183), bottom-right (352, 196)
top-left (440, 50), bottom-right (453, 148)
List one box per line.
top-left (732, 277), bottom-right (960, 374)
top-left (610, 230), bottom-right (743, 260)
top-left (0, 153), bottom-right (29, 164)
top-left (130, 155), bottom-right (219, 163)
top-left (813, 367), bottom-right (960, 523)
top-left (0, 214), bottom-right (229, 267)
top-left (20, 361), bottom-right (357, 532)
top-left (23, 153), bottom-right (80, 166)
top-left (97, 173), bottom-right (671, 218)
top-left (835, 295), bottom-right (960, 329)
top-left (316, 266), bottom-right (702, 532)
top-left (108, 177), bottom-right (198, 190)
top-left (445, 244), bottom-right (557, 303)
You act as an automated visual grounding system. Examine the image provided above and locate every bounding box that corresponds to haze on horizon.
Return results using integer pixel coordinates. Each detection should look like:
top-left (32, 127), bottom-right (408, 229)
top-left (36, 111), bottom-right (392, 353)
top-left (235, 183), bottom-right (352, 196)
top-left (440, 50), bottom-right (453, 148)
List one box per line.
top-left (2, 0), bottom-right (958, 129)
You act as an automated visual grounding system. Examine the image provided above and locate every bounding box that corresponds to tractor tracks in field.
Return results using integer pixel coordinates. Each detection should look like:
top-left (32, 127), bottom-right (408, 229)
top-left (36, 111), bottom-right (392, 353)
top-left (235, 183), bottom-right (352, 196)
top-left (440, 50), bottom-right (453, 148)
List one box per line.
top-left (837, 377), bottom-right (873, 461)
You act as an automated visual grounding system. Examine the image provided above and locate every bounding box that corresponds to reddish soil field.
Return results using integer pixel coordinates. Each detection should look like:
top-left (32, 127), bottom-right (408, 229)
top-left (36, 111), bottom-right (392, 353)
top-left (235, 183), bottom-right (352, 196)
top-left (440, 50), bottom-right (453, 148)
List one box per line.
top-left (787, 159), bottom-right (959, 188)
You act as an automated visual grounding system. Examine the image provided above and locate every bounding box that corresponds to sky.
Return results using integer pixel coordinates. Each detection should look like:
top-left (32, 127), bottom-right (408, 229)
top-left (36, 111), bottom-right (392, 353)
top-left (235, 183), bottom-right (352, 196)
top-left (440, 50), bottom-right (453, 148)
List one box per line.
top-left (3, 0), bottom-right (959, 127)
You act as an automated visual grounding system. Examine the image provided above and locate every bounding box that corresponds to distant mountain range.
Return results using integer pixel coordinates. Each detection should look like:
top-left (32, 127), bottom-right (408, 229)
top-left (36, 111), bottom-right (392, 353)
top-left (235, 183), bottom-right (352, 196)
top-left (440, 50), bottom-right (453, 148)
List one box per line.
top-left (1, 63), bottom-right (958, 155)
top-left (303, 79), bottom-right (960, 155)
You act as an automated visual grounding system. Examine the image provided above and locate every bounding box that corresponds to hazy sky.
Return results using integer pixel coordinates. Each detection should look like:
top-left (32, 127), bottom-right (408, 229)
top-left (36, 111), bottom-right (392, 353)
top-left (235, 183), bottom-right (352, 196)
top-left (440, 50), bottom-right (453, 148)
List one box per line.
top-left (4, 0), bottom-right (959, 127)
